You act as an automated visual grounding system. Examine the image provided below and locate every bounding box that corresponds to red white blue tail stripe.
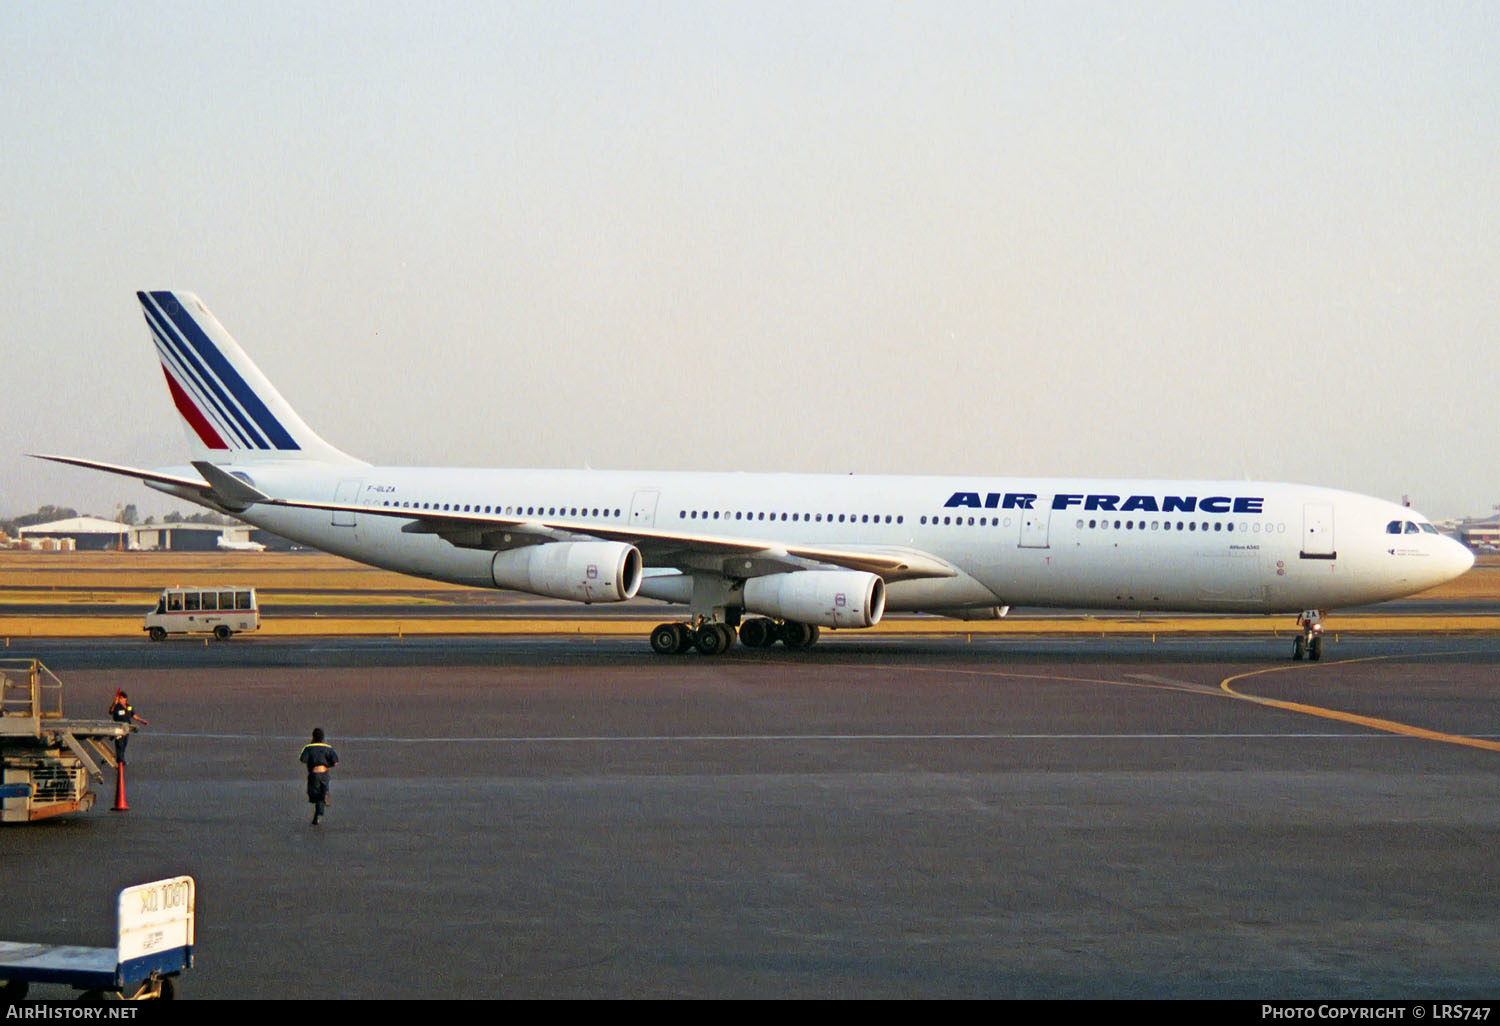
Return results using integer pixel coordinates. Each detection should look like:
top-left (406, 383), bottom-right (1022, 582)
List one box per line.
top-left (139, 291), bottom-right (300, 452)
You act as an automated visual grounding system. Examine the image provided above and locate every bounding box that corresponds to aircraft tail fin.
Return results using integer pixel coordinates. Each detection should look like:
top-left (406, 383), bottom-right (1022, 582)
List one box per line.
top-left (137, 290), bottom-right (361, 465)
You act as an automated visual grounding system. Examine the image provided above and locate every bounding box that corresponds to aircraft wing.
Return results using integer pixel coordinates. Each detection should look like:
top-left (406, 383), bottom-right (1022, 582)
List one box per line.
top-left (263, 496), bottom-right (956, 583)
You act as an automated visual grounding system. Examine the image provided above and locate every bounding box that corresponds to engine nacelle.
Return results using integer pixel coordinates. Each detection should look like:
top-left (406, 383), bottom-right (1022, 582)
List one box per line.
top-left (491, 542), bottom-right (643, 603)
top-left (742, 570), bottom-right (885, 629)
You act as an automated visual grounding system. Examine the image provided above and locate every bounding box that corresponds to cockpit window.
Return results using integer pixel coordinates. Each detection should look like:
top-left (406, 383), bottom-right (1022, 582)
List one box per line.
top-left (1405, 522), bottom-right (1421, 534)
top-left (1420, 523), bottom-right (1439, 535)
top-left (1387, 520), bottom-right (1404, 534)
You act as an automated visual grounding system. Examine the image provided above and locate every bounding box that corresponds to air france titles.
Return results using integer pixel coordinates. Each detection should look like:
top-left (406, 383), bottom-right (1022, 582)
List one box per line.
top-left (943, 492), bottom-right (1265, 514)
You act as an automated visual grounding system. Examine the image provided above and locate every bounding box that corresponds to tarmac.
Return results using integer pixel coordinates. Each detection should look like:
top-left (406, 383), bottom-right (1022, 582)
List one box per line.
top-left (4, 632), bottom-right (1499, 999)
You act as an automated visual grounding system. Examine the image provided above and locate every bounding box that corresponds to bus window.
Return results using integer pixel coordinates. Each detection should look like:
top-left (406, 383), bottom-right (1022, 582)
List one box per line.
top-left (236, 592), bottom-right (253, 610)
top-left (184, 593), bottom-right (200, 612)
top-left (167, 593), bottom-right (183, 612)
top-left (201, 592), bottom-right (218, 611)
top-left (219, 591), bottom-right (235, 610)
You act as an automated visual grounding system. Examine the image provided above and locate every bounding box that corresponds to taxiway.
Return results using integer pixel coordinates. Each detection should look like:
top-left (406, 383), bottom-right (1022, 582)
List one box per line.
top-left (4, 633), bottom-right (1498, 999)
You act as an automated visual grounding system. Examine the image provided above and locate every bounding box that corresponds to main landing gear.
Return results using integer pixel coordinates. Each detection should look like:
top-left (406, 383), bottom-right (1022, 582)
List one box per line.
top-left (1291, 609), bottom-right (1324, 661)
top-left (649, 621), bottom-right (732, 656)
top-left (649, 617), bottom-right (820, 656)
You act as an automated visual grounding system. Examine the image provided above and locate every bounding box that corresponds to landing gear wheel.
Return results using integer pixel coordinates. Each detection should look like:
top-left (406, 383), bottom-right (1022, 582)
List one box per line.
top-left (212, 625), bottom-right (231, 641)
top-left (650, 623), bottom-right (683, 655)
top-left (739, 618), bottom-right (775, 648)
top-left (782, 621), bottom-right (814, 649)
top-left (695, 623), bottom-right (729, 656)
top-left (148, 627), bottom-right (167, 642)
top-left (1292, 610), bottom-right (1323, 663)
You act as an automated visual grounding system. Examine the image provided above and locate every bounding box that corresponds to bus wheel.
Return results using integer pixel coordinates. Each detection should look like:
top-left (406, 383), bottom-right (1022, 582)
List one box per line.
top-left (212, 625), bottom-right (232, 641)
top-left (148, 627), bottom-right (167, 642)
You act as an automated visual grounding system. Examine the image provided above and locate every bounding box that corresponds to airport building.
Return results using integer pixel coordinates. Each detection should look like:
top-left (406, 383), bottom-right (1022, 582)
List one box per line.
top-left (1456, 519), bottom-right (1500, 552)
top-left (129, 522), bottom-right (260, 552)
top-left (15, 516), bottom-right (130, 551)
top-left (13, 517), bottom-right (266, 552)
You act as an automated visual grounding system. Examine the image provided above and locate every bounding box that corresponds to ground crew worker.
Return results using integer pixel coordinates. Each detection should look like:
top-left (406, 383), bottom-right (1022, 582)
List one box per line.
top-left (108, 689), bottom-right (148, 763)
top-left (299, 728), bottom-right (339, 826)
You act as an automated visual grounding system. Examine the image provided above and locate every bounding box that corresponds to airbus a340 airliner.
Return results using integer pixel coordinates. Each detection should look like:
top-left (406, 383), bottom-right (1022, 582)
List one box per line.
top-left (37, 291), bottom-right (1473, 659)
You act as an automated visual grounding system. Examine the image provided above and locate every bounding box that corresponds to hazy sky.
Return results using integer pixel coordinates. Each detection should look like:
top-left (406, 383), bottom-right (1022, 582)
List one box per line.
top-left (3, 1), bottom-right (1497, 521)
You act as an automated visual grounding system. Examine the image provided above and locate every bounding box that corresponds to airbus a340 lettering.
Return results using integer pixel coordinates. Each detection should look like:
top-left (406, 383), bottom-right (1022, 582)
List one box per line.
top-left (36, 291), bottom-right (1473, 659)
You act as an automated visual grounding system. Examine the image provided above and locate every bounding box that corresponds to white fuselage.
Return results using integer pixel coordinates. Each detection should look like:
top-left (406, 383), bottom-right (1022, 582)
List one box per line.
top-left (158, 462), bottom-right (1473, 616)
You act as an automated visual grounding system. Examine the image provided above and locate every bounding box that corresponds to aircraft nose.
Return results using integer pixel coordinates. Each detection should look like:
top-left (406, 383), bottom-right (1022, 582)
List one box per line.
top-left (1447, 537), bottom-right (1477, 579)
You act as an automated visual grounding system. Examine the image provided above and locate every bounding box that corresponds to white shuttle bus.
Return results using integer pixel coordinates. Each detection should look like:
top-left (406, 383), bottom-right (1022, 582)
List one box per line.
top-left (144, 586), bottom-right (259, 641)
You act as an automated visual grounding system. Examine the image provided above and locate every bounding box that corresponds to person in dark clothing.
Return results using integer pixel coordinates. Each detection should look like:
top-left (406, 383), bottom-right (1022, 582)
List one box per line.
top-left (299, 728), bottom-right (339, 825)
top-left (108, 690), bottom-right (149, 763)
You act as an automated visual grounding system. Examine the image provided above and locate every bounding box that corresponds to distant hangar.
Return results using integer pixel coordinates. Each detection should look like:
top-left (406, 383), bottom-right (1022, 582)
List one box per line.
top-left (11, 517), bottom-right (277, 552)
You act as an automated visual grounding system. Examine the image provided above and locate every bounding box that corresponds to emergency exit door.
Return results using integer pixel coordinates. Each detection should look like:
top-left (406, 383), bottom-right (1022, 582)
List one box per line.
top-left (332, 479), bottom-right (362, 527)
top-left (1300, 502), bottom-right (1335, 559)
top-left (629, 489), bottom-right (660, 529)
top-left (1019, 502), bottom-right (1051, 549)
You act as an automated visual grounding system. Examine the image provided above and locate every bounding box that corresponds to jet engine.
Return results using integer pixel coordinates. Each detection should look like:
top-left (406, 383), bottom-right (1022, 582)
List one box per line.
top-left (742, 570), bottom-right (885, 629)
top-left (491, 542), bottom-right (643, 603)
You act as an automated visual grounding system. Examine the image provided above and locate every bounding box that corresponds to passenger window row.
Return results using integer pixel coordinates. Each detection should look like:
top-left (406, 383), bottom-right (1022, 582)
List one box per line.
top-left (368, 497), bottom-right (1333, 542)
top-left (1075, 519), bottom-right (1287, 533)
top-left (921, 515), bottom-right (1009, 526)
top-left (381, 501), bottom-right (624, 519)
top-left (679, 510), bottom-right (904, 525)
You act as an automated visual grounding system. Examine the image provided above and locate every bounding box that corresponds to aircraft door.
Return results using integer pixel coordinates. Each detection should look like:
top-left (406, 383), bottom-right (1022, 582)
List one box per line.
top-left (1300, 503), bottom-right (1335, 559)
top-left (1018, 500), bottom-right (1051, 549)
top-left (629, 489), bottom-right (660, 529)
top-left (332, 479), bottom-right (362, 527)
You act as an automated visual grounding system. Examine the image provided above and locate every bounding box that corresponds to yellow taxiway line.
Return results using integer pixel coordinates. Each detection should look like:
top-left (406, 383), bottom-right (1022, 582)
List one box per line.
top-left (1220, 658), bottom-right (1500, 754)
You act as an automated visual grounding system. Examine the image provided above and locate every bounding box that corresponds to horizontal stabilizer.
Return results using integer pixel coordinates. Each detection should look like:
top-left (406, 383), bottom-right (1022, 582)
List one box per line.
top-left (191, 460), bottom-right (270, 509)
top-left (29, 453), bottom-right (209, 492)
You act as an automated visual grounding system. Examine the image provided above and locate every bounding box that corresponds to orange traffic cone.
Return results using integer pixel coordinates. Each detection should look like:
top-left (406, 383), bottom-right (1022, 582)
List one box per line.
top-left (111, 762), bottom-right (129, 812)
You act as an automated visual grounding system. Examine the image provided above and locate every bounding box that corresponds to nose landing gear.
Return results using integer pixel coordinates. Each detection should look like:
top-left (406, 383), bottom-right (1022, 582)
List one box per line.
top-left (1292, 609), bottom-right (1324, 661)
